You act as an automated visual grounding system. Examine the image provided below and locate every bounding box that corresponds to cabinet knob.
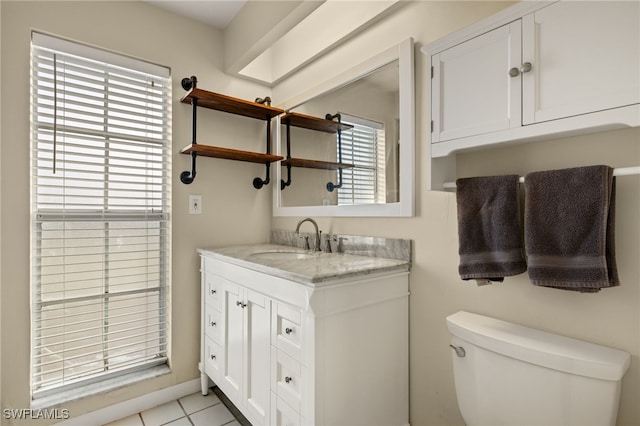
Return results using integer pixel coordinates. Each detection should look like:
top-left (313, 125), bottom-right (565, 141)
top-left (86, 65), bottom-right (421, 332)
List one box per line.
top-left (210, 354), bottom-right (216, 360)
top-left (210, 321), bottom-right (216, 327)
top-left (509, 63), bottom-right (532, 78)
top-left (285, 327), bottom-right (293, 335)
top-left (210, 289), bottom-right (216, 295)
top-left (236, 301), bottom-right (247, 308)
top-left (284, 376), bottom-right (293, 384)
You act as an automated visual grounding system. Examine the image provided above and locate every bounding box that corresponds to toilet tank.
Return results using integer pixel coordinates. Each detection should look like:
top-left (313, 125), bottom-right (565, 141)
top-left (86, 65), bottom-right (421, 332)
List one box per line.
top-left (446, 311), bottom-right (631, 426)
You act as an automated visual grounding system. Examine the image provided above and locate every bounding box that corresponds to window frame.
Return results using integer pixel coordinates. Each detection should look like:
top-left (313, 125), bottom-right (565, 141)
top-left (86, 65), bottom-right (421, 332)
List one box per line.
top-left (30, 32), bottom-right (171, 400)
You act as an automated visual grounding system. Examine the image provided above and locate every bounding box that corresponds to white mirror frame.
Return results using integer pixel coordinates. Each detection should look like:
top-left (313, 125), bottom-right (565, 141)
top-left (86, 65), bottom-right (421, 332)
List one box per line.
top-left (272, 38), bottom-right (415, 217)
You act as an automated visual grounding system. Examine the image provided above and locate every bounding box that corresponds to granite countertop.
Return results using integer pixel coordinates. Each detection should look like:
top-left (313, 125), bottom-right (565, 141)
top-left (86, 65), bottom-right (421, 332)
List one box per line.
top-left (198, 243), bottom-right (410, 285)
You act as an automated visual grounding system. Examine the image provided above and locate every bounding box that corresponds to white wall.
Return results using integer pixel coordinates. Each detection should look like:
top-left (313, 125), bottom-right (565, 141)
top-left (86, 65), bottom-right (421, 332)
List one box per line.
top-left (0, 1), bottom-right (274, 424)
top-left (271, 2), bottom-right (640, 425)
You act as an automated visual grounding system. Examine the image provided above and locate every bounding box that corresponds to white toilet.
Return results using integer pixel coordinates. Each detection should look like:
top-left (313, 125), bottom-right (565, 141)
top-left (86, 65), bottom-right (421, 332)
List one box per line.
top-left (446, 311), bottom-right (631, 426)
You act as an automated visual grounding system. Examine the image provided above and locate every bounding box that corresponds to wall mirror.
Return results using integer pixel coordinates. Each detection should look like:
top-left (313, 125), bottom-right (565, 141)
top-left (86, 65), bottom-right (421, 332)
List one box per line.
top-left (273, 38), bottom-right (415, 217)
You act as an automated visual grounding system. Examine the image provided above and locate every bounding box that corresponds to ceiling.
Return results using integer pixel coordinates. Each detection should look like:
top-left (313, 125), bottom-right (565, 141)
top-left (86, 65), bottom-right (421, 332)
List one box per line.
top-left (145, 0), bottom-right (400, 85)
top-left (146, 1), bottom-right (247, 29)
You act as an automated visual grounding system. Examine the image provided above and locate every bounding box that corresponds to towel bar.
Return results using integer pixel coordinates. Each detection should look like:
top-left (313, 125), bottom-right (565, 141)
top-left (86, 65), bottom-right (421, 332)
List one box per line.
top-left (442, 166), bottom-right (640, 190)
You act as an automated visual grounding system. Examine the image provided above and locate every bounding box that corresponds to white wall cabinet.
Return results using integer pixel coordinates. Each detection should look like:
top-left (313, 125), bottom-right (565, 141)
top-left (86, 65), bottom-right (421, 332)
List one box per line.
top-left (198, 253), bottom-right (409, 425)
top-left (521, 1), bottom-right (640, 125)
top-left (431, 20), bottom-right (522, 143)
top-left (425, 1), bottom-right (640, 188)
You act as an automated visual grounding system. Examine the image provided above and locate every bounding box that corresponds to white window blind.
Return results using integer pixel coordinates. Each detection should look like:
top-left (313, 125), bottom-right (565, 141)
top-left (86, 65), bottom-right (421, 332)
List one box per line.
top-left (30, 33), bottom-right (171, 398)
top-left (338, 114), bottom-right (385, 205)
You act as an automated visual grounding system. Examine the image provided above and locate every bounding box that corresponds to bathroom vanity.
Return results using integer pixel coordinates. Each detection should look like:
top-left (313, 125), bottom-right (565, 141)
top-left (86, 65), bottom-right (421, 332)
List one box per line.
top-left (197, 243), bottom-right (410, 426)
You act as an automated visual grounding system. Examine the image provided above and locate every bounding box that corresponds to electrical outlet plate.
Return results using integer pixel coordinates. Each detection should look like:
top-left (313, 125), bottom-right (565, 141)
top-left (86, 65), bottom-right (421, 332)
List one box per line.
top-left (189, 195), bottom-right (202, 214)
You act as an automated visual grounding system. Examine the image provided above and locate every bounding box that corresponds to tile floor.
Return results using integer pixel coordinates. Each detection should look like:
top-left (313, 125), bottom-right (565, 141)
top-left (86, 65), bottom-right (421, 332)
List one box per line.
top-left (104, 387), bottom-right (249, 426)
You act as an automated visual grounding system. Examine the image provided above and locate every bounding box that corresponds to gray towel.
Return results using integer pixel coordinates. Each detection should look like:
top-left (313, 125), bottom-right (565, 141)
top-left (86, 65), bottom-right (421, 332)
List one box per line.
top-left (524, 165), bottom-right (618, 292)
top-left (456, 175), bottom-right (527, 284)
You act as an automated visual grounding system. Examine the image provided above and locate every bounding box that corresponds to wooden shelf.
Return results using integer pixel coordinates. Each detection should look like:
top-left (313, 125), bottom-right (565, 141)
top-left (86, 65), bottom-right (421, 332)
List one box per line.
top-left (181, 144), bottom-right (283, 164)
top-left (181, 88), bottom-right (284, 121)
top-left (282, 158), bottom-right (353, 170)
top-left (281, 112), bottom-right (353, 176)
top-left (282, 112), bottom-right (353, 133)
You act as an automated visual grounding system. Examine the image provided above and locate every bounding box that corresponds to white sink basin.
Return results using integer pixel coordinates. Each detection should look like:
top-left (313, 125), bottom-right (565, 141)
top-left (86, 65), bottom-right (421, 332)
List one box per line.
top-left (248, 250), bottom-right (316, 261)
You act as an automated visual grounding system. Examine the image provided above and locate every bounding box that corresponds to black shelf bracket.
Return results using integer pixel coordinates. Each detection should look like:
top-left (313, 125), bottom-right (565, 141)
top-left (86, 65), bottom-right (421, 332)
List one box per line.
top-left (254, 96), bottom-right (272, 106)
top-left (253, 118), bottom-right (273, 189)
top-left (180, 76), bottom-right (198, 185)
top-left (326, 113), bottom-right (344, 192)
top-left (281, 119), bottom-right (292, 190)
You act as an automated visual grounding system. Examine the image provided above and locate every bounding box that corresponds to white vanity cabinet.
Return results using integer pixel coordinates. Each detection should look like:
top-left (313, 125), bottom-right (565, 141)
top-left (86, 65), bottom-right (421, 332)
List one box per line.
top-left (428, 1), bottom-right (640, 157)
top-left (220, 280), bottom-right (271, 425)
top-left (198, 249), bottom-right (410, 426)
top-left (201, 261), bottom-right (270, 426)
top-left (201, 265), bottom-right (223, 384)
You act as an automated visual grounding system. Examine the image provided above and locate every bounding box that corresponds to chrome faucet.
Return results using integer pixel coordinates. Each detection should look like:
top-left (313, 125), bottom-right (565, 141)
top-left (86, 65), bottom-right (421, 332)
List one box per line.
top-left (295, 217), bottom-right (321, 251)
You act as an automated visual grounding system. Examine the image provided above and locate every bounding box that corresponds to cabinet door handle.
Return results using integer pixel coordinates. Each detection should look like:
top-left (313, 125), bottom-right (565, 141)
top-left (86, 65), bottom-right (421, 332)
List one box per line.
top-left (520, 62), bottom-right (532, 73)
top-left (285, 327), bottom-right (293, 335)
top-left (508, 67), bottom-right (520, 77)
top-left (236, 301), bottom-right (247, 308)
top-left (284, 376), bottom-right (293, 384)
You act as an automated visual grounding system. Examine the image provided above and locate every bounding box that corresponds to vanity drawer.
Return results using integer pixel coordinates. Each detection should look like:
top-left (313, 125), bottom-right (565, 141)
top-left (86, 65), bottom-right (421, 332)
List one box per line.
top-left (270, 392), bottom-right (301, 426)
top-left (271, 347), bottom-right (303, 412)
top-left (204, 273), bottom-right (222, 311)
top-left (204, 337), bottom-right (221, 383)
top-left (272, 302), bottom-right (304, 361)
top-left (204, 304), bottom-right (221, 344)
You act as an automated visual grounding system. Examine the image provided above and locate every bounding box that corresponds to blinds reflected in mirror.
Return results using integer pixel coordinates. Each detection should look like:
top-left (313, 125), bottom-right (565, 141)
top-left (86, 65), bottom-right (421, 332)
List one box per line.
top-left (338, 113), bottom-right (385, 205)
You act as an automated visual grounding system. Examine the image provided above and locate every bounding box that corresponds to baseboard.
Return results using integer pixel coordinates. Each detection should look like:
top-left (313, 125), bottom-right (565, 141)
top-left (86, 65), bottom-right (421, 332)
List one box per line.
top-left (56, 378), bottom-right (200, 425)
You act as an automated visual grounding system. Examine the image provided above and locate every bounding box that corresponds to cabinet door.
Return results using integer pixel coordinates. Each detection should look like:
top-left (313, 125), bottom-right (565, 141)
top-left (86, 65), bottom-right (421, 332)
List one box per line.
top-left (272, 301), bottom-right (304, 361)
top-left (522, 1), bottom-right (640, 124)
top-left (271, 393), bottom-right (301, 426)
top-left (432, 20), bottom-right (521, 142)
top-left (203, 337), bottom-right (222, 383)
top-left (203, 264), bottom-right (222, 310)
top-left (204, 304), bottom-right (222, 345)
top-left (220, 280), bottom-right (243, 403)
top-left (271, 347), bottom-right (303, 412)
top-left (243, 289), bottom-right (271, 425)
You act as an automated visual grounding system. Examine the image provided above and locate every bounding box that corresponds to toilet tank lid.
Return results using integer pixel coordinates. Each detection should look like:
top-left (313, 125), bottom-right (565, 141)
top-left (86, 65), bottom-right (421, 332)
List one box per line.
top-left (446, 311), bottom-right (631, 381)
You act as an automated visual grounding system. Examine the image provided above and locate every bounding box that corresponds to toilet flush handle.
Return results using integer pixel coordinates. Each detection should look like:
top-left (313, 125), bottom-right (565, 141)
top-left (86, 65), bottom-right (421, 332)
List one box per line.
top-left (449, 344), bottom-right (466, 357)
